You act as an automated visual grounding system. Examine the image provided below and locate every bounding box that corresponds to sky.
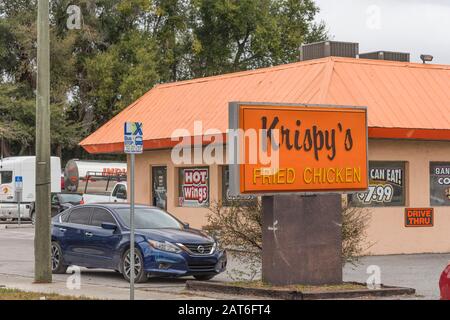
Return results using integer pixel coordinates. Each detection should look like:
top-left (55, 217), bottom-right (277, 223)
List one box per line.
top-left (314, 0), bottom-right (450, 64)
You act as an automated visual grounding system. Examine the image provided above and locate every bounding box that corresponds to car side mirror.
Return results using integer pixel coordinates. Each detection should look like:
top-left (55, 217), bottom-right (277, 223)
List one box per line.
top-left (183, 222), bottom-right (190, 229)
top-left (101, 222), bottom-right (117, 230)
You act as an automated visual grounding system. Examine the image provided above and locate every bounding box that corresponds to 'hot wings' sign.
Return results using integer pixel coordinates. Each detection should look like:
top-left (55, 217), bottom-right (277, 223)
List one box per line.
top-left (228, 102), bottom-right (369, 194)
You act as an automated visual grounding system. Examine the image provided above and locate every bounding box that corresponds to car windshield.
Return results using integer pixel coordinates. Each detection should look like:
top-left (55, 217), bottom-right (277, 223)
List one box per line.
top-left (58, 193), bottom-right (82, 203)
top-left (115, 208), bottom-right (183, 229)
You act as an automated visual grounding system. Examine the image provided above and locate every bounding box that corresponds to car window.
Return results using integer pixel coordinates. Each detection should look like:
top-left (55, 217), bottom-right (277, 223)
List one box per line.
top-left (51, 194), bottom-right (59, 204)
top-left (61, 211), bottom-right (70, 223)
top-left (113, 184), bottom-right (126, 197)
top-left (91, 208), bottom-right (116, 227)
top-left (58, 193), bottom-right (82, 204)
top-left (0, 171), bottom-right (12, 184)
top-left (116, 208), bottom-right (183, 229)
top-left (68, 207), bottom-right (92, 225)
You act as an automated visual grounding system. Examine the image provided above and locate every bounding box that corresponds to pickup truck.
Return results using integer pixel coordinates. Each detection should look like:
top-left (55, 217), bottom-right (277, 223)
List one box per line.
top-left (81, 182), bottom-right (127, 204)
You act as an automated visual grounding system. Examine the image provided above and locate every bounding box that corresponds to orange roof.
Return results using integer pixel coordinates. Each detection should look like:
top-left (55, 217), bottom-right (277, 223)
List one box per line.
top-left (80, 57), bottom-right (450, 154)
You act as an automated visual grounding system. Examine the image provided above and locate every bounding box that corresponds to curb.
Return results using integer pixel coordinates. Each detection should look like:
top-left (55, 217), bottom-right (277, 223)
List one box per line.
top-left (4, 225), bottom-right (34, 229)
top-left (185, 281), bottom-right (416, 300)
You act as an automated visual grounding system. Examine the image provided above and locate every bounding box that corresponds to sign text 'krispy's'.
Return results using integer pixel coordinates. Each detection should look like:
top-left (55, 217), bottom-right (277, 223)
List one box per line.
top-left (229, 103), bottom-right (369, 194)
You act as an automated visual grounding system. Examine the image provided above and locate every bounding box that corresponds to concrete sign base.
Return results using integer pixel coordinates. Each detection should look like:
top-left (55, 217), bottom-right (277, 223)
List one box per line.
top-left (262, 194), bottom-right (343, 286)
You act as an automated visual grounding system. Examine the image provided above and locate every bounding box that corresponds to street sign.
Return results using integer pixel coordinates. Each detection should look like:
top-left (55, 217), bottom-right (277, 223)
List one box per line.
top-left (124, 122), bottom-right (143, 301)
top-left (15, 176), bottom-right (23, 191)
top-left (124, 122), bottom-right (143, 154)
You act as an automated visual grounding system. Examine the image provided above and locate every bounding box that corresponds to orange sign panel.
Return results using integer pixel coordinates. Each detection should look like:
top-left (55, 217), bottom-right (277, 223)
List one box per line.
top-left (229, 103), bottom-right (369, 194)
top-left (405, 208), bottom-right (434, 227)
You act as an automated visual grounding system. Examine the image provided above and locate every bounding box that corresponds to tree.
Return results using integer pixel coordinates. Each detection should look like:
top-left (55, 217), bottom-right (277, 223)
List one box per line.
top-left (0, 0), bottom-right (328, 160)
top-left (188, 0), bottom-right (327, 77)
top-left (85, 31), bottom-right (159, 127)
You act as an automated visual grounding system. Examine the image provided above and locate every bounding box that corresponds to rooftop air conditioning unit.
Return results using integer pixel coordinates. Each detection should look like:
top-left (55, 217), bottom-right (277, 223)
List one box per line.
top-left (359, 51), bottom-right (410, 62)
top-left (299, 41), bottom-right (359, 61)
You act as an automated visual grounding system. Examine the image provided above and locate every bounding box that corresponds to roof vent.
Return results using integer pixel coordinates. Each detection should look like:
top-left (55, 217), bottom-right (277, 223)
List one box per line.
top-left (359, 51), bottom-right (410, 62)
top-left (300, 41), bottom-right (359, 61)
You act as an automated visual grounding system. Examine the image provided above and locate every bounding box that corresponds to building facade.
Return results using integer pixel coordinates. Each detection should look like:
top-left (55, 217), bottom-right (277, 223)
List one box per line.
top-left (81, 57), bottom-right (450, 255)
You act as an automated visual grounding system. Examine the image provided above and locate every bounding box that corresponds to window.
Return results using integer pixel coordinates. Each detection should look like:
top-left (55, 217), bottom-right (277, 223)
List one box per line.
top-left (61, 211), bottom-right (70, 223)
top-left (430, 162), bottom-right (450, 206)
top-left (112, 184), bottom-right (127, 199)
top-left (91, 208), bottom-right (116, 227)
top-left (51, 194), bottom-right (59, 205)
top-left (58, 193), bottom-right (82, 204)
top-left (178, 167), bottom-right (209, 207)
top-left (0, 171), bottom-right (12, 184)
top-left (116, 208), bottom-right (183, 229)
top-left (68, 207), bottom-right (92, 225)
top-left (349, 161), bottom-right (406, 207)
top-left (221, 166), bottom-right (256, 206)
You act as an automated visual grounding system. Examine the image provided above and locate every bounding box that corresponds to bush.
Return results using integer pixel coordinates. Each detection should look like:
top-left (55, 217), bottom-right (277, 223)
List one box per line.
top-left (341, 205), bottom-right (372, 266)
top-left (205, 198), bottom-right (372, 279)
top-left (204, 200), bottom-right (262, 280)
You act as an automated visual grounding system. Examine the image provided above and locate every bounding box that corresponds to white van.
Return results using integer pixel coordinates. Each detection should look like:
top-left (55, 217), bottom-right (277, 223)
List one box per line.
top-left (0, 156), bottom-right (61, 223)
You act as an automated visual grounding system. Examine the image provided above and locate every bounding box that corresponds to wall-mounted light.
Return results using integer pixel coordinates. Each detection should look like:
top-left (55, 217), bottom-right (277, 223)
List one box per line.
top-left (420, 54), bottom-right (434, 64)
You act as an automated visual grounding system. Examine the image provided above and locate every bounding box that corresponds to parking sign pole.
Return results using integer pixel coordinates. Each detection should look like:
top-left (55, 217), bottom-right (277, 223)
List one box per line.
top-left (124, 122), bottom-right (142, 301)
top-left (130, 153), bottom-right (135, 300)
top-left (15, 177), bottom-right (23, 227)
top-left (18, 193), bottom-right (21, 227)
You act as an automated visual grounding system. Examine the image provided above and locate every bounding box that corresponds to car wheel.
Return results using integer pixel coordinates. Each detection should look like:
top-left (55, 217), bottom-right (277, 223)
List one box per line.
top-left (193, 274), bottom-right (216, 281)
top-left (51, 242), bottom-right (68, 274)
top-left (122, 248), bottom-right (147, 283)
top-left (30, 211), bottom-right (36, 225)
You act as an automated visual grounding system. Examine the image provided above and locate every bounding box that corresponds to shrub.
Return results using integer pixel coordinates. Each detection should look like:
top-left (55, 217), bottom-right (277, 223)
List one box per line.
top-left (205, 198), bottom-right (372, 279)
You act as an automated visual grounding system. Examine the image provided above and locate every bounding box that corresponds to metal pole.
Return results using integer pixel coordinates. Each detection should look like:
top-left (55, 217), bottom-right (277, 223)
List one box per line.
top-left (35, 0), bottom-right (52, 283)
top-left (18, 195), bottom-right (21, 227)
top-left (130, 153), bottom-right (135, 300)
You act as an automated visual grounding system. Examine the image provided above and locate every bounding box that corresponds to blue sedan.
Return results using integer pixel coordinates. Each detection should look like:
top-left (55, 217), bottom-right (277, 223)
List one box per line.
top-left (51, 203), bottom-right (227, 282)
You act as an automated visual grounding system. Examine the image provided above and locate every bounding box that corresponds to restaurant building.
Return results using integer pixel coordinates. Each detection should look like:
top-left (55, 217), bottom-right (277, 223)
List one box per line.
top-left (80, 49), bottom-right (450, 255)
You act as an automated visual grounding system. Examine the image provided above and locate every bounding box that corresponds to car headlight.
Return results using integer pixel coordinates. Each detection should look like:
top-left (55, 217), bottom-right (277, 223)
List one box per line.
top-left (148, 240), bottom-right (182, 253)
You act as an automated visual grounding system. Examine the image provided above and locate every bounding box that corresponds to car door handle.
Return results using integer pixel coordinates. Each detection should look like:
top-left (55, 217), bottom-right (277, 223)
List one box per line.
top-left (59, 228), bottom-right (67, 232)
top-left (85, 232), bottom-right (93, 237)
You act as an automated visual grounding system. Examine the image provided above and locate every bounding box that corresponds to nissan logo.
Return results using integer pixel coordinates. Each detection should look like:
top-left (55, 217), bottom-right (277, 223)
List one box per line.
top-left (197, 245), bottom-right (205, 254)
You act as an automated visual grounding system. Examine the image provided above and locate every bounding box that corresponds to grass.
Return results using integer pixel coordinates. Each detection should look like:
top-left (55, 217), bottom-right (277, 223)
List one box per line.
top-left (228, 281), bottom-right (369, 293)
top-left (0, 288), bottom-right (93, 300)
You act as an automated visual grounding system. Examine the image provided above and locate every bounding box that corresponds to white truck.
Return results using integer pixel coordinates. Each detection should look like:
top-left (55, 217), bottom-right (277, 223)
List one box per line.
top-left (63, 159), bottom-right (128, 204)
top-left (81, 182), bottom-right (127, 204)
top-left (64, 159), bottom-right (127, 193)
top-left (0, 156), bottom-right (61, 223)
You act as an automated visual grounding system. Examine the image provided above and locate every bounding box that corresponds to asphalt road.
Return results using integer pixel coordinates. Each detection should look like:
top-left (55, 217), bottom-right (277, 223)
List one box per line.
top-left (0, 225), bottom-right (447, 299)
top-left (0, 225), bottom-right (254, 299)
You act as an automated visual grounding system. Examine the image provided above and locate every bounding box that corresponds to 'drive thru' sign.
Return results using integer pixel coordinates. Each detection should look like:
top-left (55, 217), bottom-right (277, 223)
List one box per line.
top-left (229, 103), bottom-right (369, 195)
top-left (405, 208), bottom-right (434, 227)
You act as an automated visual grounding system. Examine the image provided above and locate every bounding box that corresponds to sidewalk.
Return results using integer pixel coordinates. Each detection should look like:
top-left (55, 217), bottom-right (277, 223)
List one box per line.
top-left (0, 273), bottom-right (261, 300)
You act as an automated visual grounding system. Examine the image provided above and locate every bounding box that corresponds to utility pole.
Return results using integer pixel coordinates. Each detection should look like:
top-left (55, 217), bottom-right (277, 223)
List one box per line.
top-left (35, 0), bottom-right (52, 283)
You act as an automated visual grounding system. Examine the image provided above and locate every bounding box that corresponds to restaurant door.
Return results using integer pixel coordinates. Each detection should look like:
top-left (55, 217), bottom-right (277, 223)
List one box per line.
top-left (152, 166), bottom-right (167, 210)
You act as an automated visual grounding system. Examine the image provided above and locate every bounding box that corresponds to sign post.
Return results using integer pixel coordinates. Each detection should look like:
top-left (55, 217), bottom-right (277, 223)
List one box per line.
top-left (228, 102), bottom-right (368, 285)
top-left (15, 176), bottom-right (23, 227)
top-left (124, 122), bottom-right (143, 300)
